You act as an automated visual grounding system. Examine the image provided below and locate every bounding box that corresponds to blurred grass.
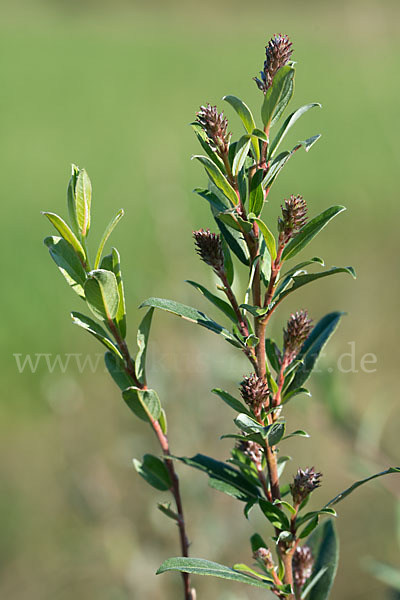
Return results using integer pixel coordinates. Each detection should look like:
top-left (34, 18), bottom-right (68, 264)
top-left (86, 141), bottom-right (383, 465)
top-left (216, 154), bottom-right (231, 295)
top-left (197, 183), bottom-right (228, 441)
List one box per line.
top-left (1, 0), bottom-right (400, 598)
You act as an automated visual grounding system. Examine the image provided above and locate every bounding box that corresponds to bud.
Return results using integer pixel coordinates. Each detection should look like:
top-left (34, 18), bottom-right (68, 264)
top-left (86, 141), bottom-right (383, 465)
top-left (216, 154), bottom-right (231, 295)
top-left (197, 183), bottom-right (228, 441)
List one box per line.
top-left (278, 195), bottom-right (307, 244)
top-left (236, 440), bottom-right (263, 464)
top-left (196, 104), bottom-right (231, 157)
top-left (290, 467), bottom-right (322, 505)
top-left (283, 310), bottom-right (312, 362)
top-left (292, 545), bottom-right (314, 588)
top-left (193, 229), bottom-right (224, 273)
top-left (253, 547), bottom-right (274, 570)
top-left (240, 373), bottom-right (269, 417)
top-left (254, 34), bottom-right (293, 93)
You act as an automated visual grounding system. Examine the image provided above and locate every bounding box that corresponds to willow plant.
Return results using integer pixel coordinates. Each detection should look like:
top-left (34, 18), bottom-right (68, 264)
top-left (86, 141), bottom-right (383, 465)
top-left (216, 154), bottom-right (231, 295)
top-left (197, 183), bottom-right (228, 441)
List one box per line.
top-left (42, 34), bottom-right (399, 600)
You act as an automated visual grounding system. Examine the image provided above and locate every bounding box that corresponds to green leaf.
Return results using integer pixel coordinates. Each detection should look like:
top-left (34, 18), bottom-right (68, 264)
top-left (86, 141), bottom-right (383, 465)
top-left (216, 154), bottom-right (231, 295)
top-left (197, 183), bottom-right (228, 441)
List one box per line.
top-left (217, 211), bottom-right (253, 234)
top-left (269, 103), bottom-right (321, 158)
top-left (250, 533), bottom-right (268, 552)
top-left (104, 351), bottom-right (133, 391)
top-left (194, 187), bottom-right (229, 212)
top-left (248, 170), bottom-right (264, 217)
top-left (282, 387), bottom-right (311, 404)
top-left (232, 136), bottom-right (252, 176)
top-left (259, 498), bottom-right (290, 530)
top-left (71, 312), bottom-right (123, 359)
top-left (193, 155), bottom-right (238, 207)
top-left (306, 520), bottom-right (339, 600)
top-left (283, 429), bottom-right (309, 441)
top-left (233, 563), bottom-right (271, 581)
top-left (276, 266), bottom-right (356, 304)
top-left (252, 217), bottom-right (277, 261)
top-left (186, 280), bottom-right (238, 324)
top-left (94, 209), bottom-right (124, 269)
top-left (42, 212), bottom-right (86, 263)
top-left (223, 95), bottom-right (260, 165)
top-left (301, 567), bottom-right (328, 599)
top-left (265, 339), bottom-right (281, 373)
top-left (212, 388), bottom-right (251, 415)
top-left (140, 297), bottom-right (242, 347)
top-left (44, 236), bottom-right (86, 298)
top-left (296, 508), bottom-right (337, 528)
top-left (133, 454), bottom-right (171, 491)
top-left (84, 269), bottom-right (119, 321)
top-left (274, 257), bottom-right (325, 299)
top-left (111, 248), bottom-right (126, 338)
top-left (191, 122), bottom-right (226, 170)
top-left (122, 386), bottom-right (162, 422)
top-left (287, 312), bottom-right (344, 391)
top-left (299, 516), bottom-right (319, 539)
top-left (325, 467), bottom-right (400, 507)
top-left (67, 164), bottom-right (79, 235)
top-left (220, 237), bottom-right (234, 286)
top-left (174, 454), bottom-right (261, 502)
top-left (223, 95), bottom-right (256, 134)
top-left (157, 557), bottom-right (273, 588)
top-left (282, 206), bottom-right (346, 261)
top-left (75, 168), bottom-right (92, 238)
top-left (267, 422), bottom-right (286, 446)
top-left (262, 151), bottom-right (290, 189)
top-left (101, 249), bottom-right (127, 338)
top-left (261, 66), bottom-right (295, 128)
top-left (135, 308), bottom-right (154, 386)
top-left (157, 502), bottom-right (179, 521)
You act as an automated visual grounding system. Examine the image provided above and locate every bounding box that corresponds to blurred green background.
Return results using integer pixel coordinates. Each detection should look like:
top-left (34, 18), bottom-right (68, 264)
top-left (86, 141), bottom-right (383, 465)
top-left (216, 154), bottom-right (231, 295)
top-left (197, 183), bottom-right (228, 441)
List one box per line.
top-left (1, 0), bottom-right (399, 598)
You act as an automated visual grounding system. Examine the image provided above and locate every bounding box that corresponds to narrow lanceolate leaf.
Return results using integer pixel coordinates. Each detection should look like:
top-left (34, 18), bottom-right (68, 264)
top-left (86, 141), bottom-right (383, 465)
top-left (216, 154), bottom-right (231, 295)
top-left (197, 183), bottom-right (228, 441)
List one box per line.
top-left (306, 521), bottom-right (339, 600)
top-left (232, 136), bottom-right (252, 176)
top-left (259, 499), bottom-right (290, 531)
top-left (104, 351), bottom-right (134, 391)
top-left (248, 170), bottom-right (264, 216)
top-left (174, 454), bottom-right (261, 502)
top-left (133, 454), bottom-right (171, 491)
top-left (44, 236), bottom-right (86, 298)
top-left (191, 122), bottom-right (226, 170)
top-left (252, 217), bottom-right (277, 261)
top-left (84, 269), bottom-right (119, 321)
top-left (194, 187), bottom-right (230, 212)
top-left (224, 95), bottom-right (260, 162)
top-left (140, 297), bottom-right (242, 347)
top-left (269, 103), bottom-right (321, 158)
top-left (101, 249), bottom-right (127, 337)
top-left (282, 206), bottom-right (346, 261)
top-left (157, 557), bottom-right (273, 589)
top-left (261, 66), bottom-right (295, 128)
top-left (212, 389), bottom-right (252, 415)
top-left (276, 266), bottom-right (356, 303)
top-left (186, 281), bottom-right (237, 324)
top-left (135, 307), bottom-right (154, 386)
top-left (75, 168), bottom-right (92, 237)
top-left (287, 312), bottom-right (344, 391)
top-left (122, 386), bottom-right (161, 422)
top-left (94, 209), bottom-right (124, 269)
top-left (71, 312), bottom-right (123, 359)
top-left (325, 467), bottom-right (400, 507)
top-left (42, 212), bottom-right (86, 263)
top-left (192, 155), bottom-right (238, 207)
top-left (67, 164), bottom-right (79, 235)
top-left (223, 95), bottom-right (256, 133)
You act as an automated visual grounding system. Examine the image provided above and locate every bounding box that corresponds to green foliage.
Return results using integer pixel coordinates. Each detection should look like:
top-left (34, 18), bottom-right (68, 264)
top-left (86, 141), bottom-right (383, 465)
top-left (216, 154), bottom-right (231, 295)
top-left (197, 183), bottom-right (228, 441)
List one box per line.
top-left (306, 521), bottom-right (339, 600)
top-left (157, 557), bottom-right (274, 588)
top-left (41, 31), bottom-right (399, 600)
top-left (133, 454), bottom-right (172, 491)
